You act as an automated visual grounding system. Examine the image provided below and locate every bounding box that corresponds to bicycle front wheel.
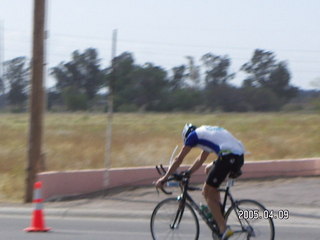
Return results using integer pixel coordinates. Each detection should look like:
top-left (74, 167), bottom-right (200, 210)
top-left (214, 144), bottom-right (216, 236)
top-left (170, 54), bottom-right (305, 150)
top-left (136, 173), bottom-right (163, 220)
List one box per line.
top-left (150, 197), bottom-right (199, 240)
top-left (225, 199), bottom-right (275, 240)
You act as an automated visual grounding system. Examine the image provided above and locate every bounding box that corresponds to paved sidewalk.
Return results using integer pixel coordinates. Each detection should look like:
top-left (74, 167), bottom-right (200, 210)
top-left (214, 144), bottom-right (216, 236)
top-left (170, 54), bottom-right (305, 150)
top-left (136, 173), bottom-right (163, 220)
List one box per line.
top-left (0, 176), bottom-right (319, 219)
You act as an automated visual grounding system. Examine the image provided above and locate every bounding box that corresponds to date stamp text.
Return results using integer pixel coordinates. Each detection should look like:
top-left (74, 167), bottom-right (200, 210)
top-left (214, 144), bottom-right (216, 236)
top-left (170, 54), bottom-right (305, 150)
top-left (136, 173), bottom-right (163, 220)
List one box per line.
top-left (238, 209), bottom-right (290, 220)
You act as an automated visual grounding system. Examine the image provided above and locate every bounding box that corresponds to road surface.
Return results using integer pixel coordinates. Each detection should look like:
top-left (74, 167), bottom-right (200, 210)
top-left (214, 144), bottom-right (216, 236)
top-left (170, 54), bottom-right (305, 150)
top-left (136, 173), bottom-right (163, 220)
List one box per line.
top-left (1, 210), bottom-right (319, 240)
top-left (0, 176), bottom-right (319, 239)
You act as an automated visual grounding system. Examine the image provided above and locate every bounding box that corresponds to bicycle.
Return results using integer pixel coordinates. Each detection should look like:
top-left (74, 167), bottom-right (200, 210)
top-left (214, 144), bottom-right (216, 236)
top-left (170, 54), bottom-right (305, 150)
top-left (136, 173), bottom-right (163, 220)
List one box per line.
top-left (150, 165), bottom-right (275, 240)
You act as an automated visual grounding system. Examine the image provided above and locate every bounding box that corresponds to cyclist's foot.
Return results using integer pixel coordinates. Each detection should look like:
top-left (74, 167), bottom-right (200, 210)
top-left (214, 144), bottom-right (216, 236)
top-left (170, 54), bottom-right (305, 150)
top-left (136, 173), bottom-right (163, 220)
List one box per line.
top-left (220, 226), bottom-right (234, 240)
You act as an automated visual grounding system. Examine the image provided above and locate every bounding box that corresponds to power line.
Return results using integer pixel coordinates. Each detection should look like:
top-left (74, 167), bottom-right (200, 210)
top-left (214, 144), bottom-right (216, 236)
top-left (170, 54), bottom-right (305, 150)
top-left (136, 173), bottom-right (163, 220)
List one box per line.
top-left (4, 27), bottom-right (320, 54)
top-left (2, 29), bottom-right (320, 78)
top-left (117, 37), bottom-right (320, 54)
top-left (0, 20), bottom-right (4, 79)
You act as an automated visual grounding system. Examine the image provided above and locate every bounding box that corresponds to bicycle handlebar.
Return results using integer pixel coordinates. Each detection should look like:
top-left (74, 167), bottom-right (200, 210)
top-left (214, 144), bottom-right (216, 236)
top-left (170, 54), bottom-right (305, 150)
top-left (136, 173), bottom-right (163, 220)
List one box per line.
top-left (155, 164), bottom-right (190, 195)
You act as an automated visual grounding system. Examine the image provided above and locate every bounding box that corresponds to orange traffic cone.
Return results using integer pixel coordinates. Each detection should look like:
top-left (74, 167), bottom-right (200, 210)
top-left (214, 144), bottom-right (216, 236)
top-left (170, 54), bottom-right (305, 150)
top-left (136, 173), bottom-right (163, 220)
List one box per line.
top-left (24, 181), bottom-right (51, 232)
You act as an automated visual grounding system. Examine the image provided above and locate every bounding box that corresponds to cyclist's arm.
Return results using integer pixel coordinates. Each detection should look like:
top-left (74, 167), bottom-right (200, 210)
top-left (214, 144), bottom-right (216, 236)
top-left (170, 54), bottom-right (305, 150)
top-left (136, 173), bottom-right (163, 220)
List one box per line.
top-left (187, 150), bottom-right (210, 175)
top-left (155, 146), bottom-right (191, 187)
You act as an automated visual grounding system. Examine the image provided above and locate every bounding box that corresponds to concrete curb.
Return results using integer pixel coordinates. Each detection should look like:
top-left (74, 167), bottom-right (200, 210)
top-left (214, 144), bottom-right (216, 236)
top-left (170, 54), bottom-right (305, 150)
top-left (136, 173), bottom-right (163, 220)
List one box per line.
top-left (37, 158), bottom-right (320, 201)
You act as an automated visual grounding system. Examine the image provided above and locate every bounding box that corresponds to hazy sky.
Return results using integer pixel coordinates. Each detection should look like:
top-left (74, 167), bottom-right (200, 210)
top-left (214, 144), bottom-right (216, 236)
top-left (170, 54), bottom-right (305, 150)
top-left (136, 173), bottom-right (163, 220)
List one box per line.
top-left (1, 0), bottom-right (320, 89)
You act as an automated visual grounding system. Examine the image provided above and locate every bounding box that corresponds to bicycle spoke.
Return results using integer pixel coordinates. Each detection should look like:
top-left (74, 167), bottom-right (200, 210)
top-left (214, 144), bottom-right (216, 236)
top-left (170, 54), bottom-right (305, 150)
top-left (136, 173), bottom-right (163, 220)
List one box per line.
top-left (150, 198), bottom-right (199, 240)
top-left (225, 200), bottom-right (275, 240)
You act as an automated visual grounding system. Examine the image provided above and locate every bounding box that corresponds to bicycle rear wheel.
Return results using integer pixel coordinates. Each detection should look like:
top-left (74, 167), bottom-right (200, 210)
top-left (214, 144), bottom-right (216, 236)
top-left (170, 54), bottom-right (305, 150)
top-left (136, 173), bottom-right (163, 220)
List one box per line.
top-left (225, 199), bottom-right (275, 240)
top-left (150, 197), bottom-right (199, 240)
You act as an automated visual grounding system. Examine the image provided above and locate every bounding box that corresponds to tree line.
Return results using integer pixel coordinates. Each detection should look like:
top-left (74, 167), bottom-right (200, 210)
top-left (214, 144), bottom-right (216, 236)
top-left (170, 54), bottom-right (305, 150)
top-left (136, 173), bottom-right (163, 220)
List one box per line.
top-left (0, 47), bottom-right (319, 112)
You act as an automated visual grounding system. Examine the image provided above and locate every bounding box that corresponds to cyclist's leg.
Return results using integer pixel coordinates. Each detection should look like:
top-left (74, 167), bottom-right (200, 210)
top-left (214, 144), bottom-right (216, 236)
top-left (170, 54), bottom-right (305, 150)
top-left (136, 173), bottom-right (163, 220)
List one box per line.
top-left (203, 157), bottom-right (230, 234)
top-left (203, 183), bottom-right (226, 232)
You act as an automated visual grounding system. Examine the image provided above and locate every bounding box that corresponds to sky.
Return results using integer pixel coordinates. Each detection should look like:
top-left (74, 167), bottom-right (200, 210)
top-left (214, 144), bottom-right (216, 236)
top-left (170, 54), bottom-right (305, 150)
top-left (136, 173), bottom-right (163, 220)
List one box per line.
top-left (1, 0), bottom-right (320, 89)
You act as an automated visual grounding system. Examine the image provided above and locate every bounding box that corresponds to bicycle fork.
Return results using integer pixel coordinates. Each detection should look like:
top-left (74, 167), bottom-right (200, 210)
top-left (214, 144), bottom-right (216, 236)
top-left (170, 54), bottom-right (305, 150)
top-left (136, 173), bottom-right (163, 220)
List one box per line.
top-left (169, 197), bottom-right (185, 229)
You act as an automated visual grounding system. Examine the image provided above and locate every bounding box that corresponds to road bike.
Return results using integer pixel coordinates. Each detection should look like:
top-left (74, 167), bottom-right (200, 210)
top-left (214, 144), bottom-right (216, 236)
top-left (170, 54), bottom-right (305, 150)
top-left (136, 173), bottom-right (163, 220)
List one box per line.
top-left (150, 165), bottom-right (275, 240)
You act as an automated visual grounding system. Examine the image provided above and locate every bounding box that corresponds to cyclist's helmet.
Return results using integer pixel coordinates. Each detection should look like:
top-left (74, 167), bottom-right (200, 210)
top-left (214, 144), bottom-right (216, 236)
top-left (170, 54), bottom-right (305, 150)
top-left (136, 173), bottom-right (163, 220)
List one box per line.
top-left (182, 123), bottom-right (197, 141)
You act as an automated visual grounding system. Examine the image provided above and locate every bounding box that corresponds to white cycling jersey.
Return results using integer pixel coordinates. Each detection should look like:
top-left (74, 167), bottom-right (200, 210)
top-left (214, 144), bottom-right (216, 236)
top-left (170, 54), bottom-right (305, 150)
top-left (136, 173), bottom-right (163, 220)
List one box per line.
top-left (184, 125), bottom-right (245, 156)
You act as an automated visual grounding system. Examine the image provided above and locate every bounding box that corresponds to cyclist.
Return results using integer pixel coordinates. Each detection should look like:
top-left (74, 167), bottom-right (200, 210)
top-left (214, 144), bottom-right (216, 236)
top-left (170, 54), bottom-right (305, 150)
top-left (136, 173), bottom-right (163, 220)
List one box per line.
top-left (155, 123), bottom-right (245, 239)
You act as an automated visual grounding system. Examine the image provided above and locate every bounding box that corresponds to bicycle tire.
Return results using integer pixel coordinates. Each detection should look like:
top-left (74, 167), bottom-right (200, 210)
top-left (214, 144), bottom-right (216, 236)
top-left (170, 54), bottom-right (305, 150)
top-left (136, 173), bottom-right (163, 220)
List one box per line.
top-left (150, 197), bottom-right (200, 240)
top-left (225, 199), bottom-right (275, 240)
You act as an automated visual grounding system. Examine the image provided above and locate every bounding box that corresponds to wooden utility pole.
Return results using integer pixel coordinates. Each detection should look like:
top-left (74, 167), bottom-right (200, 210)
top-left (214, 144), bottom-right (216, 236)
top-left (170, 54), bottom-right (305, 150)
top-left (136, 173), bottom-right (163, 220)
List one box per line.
top-left (25, 0), bottom-right (46, 203)
top-left (104, 29), bottom-right (117, 170)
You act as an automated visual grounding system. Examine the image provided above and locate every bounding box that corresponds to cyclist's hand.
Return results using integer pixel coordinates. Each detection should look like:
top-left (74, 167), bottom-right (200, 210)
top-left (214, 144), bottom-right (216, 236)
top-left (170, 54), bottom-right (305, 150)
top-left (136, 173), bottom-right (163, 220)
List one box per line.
top-left (155, 177), bottom-right (166, 189)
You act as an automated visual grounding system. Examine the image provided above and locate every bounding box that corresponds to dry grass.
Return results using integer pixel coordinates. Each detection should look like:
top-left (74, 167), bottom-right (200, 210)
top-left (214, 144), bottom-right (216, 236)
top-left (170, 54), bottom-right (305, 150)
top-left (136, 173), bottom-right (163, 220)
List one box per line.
top-left (0, 112), bottom-right (319, 201)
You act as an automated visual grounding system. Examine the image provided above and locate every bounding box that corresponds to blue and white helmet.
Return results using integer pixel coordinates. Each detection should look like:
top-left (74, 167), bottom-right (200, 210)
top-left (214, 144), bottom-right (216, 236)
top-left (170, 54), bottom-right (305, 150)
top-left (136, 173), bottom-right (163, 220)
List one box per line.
top-left (182, 123), bottom-right (197, 141)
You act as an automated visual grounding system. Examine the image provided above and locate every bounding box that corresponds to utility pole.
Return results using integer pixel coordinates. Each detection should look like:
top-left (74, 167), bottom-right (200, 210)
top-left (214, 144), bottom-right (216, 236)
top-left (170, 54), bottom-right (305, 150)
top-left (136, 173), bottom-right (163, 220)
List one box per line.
top-left (25, 0), bottom-right (46, 203)
top-left (105, 29), bottom-right (117, 170)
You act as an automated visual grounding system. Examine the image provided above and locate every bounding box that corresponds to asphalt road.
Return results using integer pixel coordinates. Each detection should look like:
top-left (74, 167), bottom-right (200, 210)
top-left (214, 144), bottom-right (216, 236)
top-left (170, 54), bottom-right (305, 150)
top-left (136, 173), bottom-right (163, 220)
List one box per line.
top-left (1, 176), bottom-right (319, 239)
top-left (1, 213), bottom-right (319, 240)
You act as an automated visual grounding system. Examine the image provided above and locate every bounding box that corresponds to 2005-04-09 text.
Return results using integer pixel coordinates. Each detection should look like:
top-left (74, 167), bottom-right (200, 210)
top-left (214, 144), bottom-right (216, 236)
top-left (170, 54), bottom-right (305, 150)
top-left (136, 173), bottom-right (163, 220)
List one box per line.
top-left (238, 209), bottom-right (290, 220)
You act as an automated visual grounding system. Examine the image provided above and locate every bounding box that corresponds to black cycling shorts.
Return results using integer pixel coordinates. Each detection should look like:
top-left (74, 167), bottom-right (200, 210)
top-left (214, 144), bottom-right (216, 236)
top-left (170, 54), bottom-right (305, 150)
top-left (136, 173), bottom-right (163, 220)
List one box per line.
top-left (206, 154), bottom-right (244, 188)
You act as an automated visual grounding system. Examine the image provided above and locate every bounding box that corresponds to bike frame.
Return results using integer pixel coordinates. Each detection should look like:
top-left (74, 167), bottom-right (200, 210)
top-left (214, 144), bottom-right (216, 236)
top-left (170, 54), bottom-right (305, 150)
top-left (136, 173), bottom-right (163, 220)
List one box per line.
top-left (155, 165), bottom-right (247, 235)
top-left (220, 178), bottom-right (236, 215)
top-left (173, 176), bottom-right (221, 234)
top-left (173, 175), bottom-right (246, 236)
